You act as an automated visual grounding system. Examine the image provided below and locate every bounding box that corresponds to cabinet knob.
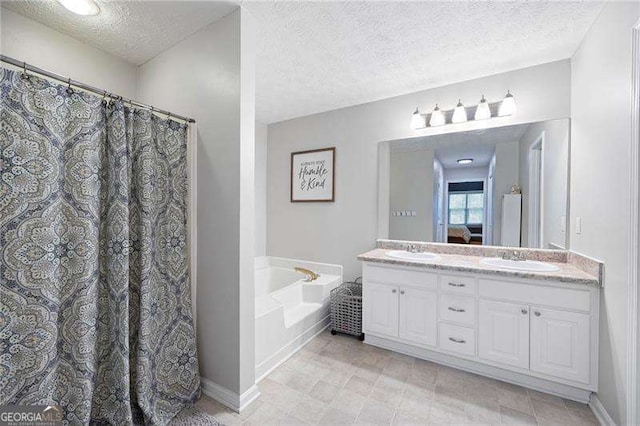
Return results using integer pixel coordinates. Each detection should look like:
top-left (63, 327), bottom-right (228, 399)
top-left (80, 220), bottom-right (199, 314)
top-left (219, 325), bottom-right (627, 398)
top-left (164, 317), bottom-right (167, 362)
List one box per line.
top-left (521, 309), bottom-right (528, 315)
top-left (392, 289), bottom-right (397, 294)
top-left (400, 290), bottom-right (405, 295)
top-left (534, 311), bottom-right (541, 317)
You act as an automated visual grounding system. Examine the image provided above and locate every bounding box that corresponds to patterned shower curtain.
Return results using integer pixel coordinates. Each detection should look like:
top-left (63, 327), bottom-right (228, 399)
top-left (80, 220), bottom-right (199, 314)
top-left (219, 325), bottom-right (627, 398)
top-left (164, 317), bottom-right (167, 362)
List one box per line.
top-left (0, 68), bottom-right (200, 424)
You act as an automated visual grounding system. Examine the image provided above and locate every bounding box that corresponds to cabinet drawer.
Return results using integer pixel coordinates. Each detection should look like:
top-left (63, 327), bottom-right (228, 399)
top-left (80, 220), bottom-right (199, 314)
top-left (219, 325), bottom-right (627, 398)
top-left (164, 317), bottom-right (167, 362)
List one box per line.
top-left (440, 274), bottom-right (476, 295)
top-left (439, 294), bottom-right (476, 326)
top-left (365, 264), bottom-right (438, 290)
top-left (478, 279), bottom-right (591, 312)
top-left (439, 323), bottom-right (476, 356)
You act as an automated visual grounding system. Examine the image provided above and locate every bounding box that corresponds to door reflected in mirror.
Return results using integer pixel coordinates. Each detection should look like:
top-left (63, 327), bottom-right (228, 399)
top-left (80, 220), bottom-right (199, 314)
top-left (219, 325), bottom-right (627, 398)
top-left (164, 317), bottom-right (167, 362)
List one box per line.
top-left (379, 119), bottom-right (570, 249)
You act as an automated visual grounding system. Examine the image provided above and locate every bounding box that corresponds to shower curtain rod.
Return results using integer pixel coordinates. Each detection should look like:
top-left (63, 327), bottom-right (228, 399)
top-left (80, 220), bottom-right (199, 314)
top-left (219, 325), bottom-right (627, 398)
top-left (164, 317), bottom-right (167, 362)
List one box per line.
top-left (1, 54), bottom-right (196, 124)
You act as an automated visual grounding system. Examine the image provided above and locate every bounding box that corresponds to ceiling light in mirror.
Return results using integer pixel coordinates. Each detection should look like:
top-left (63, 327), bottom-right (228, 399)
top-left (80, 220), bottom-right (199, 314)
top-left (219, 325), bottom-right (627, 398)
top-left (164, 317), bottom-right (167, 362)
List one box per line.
top-left (498, 90), bottom-right (516, 116)
top-left (474, 95), bottom-right (491, 120)
top-left (429, 104), bottom-right (445, 127)
top-left (410, 107), bottom-right (426, 129)
top-left (57, 0), bottom-right (100, 15)
top-left (452, 99), bottom-right (467, 123)
top-left (457, 158), bottom-right (473, 165)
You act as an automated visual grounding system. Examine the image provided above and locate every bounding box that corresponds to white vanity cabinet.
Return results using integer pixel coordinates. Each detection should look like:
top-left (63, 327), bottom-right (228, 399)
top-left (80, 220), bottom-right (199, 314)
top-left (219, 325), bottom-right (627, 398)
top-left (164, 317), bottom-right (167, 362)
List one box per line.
top-left (361, 262), bottom-right (600, 403)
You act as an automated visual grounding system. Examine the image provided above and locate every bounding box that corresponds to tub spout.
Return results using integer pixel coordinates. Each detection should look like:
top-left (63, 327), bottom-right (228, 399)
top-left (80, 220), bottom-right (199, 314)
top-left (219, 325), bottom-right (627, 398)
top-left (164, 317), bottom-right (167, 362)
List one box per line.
top-left (295, 267), bottom-right (319, 282)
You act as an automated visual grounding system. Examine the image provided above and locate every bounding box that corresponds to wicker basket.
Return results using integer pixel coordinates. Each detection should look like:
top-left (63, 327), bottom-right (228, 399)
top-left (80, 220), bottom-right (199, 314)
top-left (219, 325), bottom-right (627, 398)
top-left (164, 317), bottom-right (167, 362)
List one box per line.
top-left (330, 277), bottom-right (364, 341)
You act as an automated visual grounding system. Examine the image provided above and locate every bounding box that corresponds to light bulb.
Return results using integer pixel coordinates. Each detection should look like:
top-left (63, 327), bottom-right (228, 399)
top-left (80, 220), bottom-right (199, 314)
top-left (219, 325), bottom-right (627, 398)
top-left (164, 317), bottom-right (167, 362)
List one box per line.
top-left (410, 107), bottom-right (426, 129)
top-left (451, 99), bottom-right (467, 123)
top-left (498, 90), bottom-right (516, 117)
top-left (57, 0), bottom-right (100, 15)
top-left (474, 95), bottom-right (491, 120)
top-left (457, 158), bottom-right (473, 165)
top-left (429, 104), bottom-right (445, 127)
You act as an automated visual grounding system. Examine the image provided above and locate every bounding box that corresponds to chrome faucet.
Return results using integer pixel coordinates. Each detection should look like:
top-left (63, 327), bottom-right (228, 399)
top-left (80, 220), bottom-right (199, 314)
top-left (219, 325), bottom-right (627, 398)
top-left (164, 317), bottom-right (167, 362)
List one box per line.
top-left (501, 250), bottom-right (526, 261)
top-left (295, 267), bottom-right (319, 282)
top-left (407, 244), bottom-right (422, 253)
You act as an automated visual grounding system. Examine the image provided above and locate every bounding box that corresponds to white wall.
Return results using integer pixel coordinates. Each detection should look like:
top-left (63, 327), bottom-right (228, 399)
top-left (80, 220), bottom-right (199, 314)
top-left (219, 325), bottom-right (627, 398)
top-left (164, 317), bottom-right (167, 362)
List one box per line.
top-left (570, 3), bottom-right (640, 424)
top-left (389, 149), bottom-right (434, 241)
top-left (443, 166), bottom-right (489, 183)
top-left (492, 142), bottom-right (519, 245)
top-left (518, 119), bottom-right (569, 249)
top-left (267, 61), bottom-right (571, 278)
top-left (137, 8), bottom-right (256, 397)
top-left (0, 7), bottom-right (137, 98)
top-left (255, 121), bottom-right (268, 256)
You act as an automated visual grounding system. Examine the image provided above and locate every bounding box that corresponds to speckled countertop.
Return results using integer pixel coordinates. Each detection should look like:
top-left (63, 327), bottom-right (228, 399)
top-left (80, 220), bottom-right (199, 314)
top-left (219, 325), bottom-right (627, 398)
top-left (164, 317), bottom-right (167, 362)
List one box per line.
top-left (357, 248), bottom-right (601, 286)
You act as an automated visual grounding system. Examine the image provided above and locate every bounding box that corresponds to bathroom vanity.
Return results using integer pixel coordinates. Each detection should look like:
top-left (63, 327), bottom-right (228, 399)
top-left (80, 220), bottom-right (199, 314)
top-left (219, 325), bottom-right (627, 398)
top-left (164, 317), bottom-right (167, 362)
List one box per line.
top-left (357, 241), bottom-right (603, 403)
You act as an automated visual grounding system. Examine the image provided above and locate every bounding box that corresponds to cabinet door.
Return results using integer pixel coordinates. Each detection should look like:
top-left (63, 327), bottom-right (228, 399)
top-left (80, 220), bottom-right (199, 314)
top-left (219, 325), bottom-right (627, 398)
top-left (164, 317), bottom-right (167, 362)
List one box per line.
top-left (530, 307), bottom-right (590, 384)
top-left (363, 282), bottom-right (399, 337)
top-left (399, 288), bottom-right (437, 347)
top-left (478, 299), bottom-right (530, 369)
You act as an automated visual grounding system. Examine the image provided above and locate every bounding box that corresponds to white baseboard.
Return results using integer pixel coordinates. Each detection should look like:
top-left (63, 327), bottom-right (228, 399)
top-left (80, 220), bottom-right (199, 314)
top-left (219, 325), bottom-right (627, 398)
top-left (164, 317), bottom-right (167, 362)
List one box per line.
top-left (200, 377), bottom-right (261, 413)
top-left (255, 316), bottom-right (330, 381)
top-left (366, 334), bottom-right (592, 403)
top-left (589, 394), bottom-right (616, 426)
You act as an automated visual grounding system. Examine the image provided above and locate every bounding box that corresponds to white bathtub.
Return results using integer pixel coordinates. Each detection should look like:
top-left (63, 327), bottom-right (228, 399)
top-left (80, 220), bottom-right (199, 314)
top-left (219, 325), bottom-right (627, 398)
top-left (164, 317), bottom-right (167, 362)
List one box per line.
top-left (255, 256), bottom-right (342, 380)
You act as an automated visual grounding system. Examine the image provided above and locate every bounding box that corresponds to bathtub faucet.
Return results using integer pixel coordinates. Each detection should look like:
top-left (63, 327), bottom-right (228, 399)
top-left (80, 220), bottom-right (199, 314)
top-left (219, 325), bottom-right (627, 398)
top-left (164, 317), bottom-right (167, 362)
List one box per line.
top-left (295, 267), bottom-right (319, 282)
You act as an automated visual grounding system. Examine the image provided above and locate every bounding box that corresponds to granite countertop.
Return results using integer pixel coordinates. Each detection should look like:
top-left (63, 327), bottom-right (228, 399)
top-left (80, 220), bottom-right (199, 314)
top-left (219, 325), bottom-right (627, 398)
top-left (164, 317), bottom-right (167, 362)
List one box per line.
top-left (357, 248), bottom-right (600, 286)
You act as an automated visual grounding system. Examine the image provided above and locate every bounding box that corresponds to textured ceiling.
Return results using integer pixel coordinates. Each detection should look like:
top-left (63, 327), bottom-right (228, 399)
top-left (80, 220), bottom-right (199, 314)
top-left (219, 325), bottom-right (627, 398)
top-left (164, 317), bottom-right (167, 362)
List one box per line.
top-left (247, 1), bottom-right (602, 123)
top-left (2, 1), bottom-right (602, 123)
top-left (391, 122), bottom-right (531, 169)
top-left (1, 0), bottom-right (239, 65)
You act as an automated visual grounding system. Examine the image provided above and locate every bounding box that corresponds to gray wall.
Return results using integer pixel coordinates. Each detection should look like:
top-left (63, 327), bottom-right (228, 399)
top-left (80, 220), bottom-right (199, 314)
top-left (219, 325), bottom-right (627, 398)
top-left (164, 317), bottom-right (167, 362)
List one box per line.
top-left (267, 61), bottom-right (571, 279)
top-left (492, 142), bottom-right (519, 245)
top-left (137, 8), bottom-right (256, 396)
top-left (570, 2), bottom-right (640, 423)
top-left (518, 119), bottom-right (569, 249)
top-left (255, 121), bottom-right (268, 256)
top-left (389, 149), bottom-right (434, 242)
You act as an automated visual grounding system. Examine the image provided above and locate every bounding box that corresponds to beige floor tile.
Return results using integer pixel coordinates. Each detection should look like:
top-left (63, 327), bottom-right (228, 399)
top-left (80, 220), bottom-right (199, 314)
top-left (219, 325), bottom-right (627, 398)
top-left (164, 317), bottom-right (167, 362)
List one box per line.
top-left (526, 389), bottom-right (566, 406)
top-left (496, 385), bottom-right (534, 416)
top-left (354, 362), bottom-right (384, 383)
top-left (354, 398), bottom-right (396, 425)
top-left (317, 407), bottom-right (358, 425)
top-left (391, 410), bottom-right (429, 425)
top-left (345, 375), bottom-right (375, 397)
top-left (286, 370), bottom-right (319, 393)
top-left (331, 388), bottom-right (369, 416)
top-left (464, 397), bottom-right (501, 424)
top-left (288, 397), bottom-right (328, 424)
top-left (429, 401), bottom-right (465, 424)
top-left (398, 386), bottom-right (433, 419)
top-left (370, 381), bottom-right (404, 408)
top-left (433, 383), bottom-right (467, 411)
top-left (242, 402), bottom-right (288, 426)
top-left (383, 359), bottom-right (413, 382)
top-left (562, 400), bottom-right (598, 425)
top-left (530, 398), bottom-right (571, 423)
top-left (269, 364), bottom-right (296, 385)
top-left (499, 406), bottom-right (538, 425)
top-left (308, 380), bottom-right (341, 404)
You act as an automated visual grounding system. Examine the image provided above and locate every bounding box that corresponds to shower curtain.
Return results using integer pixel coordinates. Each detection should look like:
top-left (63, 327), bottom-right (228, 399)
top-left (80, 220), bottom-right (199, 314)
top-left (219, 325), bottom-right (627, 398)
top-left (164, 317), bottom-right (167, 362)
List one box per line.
top-left (0, 68), bottom-right (200, 424)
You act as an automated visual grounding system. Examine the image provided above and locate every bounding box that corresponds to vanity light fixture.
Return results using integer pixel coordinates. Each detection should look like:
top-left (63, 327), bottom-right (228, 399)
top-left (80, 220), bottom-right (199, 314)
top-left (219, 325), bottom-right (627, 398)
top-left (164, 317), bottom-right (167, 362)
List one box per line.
top-left (451, 99), bottom-right (468, 123)
top-left (429, 104), bottom-right (445, 127)
top-left (474, 95), bottom-right (492, 120)
top-left (498, 90), bottom-right (516, 117)
top-left (457, 158), bottom-right (473, 165)
top-left (56, 0), bottom-right (100, 15)
top-left (410, 107), bottom-right (427, 129)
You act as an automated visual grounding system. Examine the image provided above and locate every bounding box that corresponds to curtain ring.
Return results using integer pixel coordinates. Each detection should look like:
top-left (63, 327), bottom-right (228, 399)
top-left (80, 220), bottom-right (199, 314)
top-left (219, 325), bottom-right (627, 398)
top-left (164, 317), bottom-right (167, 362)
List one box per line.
top-left (66, 78), bottom-right (74, 95)
top-left (101, 90), bottom-right (108, 106)
top-left (20, 61), bottom-right (30, 80)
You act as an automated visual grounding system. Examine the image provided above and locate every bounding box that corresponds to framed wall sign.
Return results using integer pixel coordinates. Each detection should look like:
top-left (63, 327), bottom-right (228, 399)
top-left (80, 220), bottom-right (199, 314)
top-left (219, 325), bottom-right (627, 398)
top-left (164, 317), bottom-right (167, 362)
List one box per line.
top-left (290, 147), bottom-right (335, 202)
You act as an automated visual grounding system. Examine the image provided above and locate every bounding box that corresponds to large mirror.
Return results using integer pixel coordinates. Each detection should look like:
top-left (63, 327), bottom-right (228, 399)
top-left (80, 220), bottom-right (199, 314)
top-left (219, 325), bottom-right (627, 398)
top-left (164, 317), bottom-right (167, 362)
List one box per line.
top-left (378, 119), bottom-right (570, 249)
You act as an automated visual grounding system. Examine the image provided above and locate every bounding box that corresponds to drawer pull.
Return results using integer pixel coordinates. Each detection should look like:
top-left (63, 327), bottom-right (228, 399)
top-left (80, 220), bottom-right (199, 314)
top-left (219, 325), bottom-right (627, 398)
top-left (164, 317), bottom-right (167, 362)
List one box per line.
top-left (448, 307), bottom-right (466, 313)
top-left (448, 337), bottom-right (466, 344)
top-left (448, 282), bottom-right (466, 287)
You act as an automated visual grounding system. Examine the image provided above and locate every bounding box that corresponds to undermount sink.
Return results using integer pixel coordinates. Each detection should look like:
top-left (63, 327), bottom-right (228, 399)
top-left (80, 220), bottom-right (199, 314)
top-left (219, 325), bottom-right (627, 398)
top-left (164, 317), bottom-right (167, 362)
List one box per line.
top-left (480, 257), bottom-right (561, 272)
top-left (385, 250), bottom-right (439, 262)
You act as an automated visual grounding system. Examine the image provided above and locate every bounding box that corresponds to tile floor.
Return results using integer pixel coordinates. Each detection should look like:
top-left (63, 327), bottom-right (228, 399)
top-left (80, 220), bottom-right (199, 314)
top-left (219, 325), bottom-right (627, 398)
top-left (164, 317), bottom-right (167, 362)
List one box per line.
top-left (196, 330), bottom-right (599, 425)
